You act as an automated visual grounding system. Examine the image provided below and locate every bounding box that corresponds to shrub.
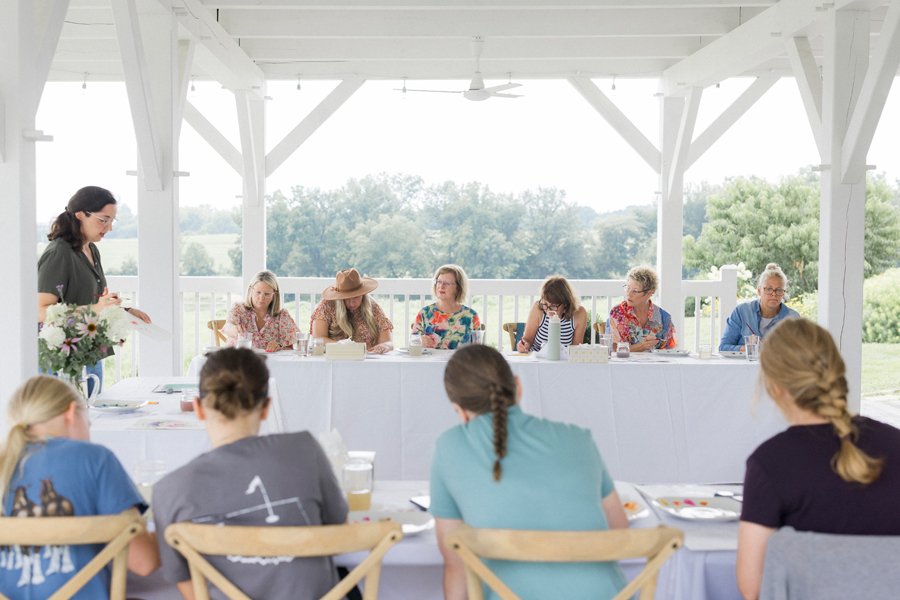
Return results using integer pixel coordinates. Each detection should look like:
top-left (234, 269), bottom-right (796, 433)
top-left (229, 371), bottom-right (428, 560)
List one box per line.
top-left (862, 269), bottom-right (900, 343)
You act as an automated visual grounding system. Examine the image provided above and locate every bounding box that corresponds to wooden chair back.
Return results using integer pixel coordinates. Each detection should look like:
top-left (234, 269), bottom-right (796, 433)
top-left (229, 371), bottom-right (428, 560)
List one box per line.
top-left (446, 525), bottom-right (683, 600)
top-left (207, 319), bottom-right (227, 346)
top-left (165, 521), bottom-right (403, 600)
top-left (0, 513), bottom-right (145, 600)
top-left (502, 323), bottom-right (524, 349)
top-left (592, 321), bottom-right (607, 335)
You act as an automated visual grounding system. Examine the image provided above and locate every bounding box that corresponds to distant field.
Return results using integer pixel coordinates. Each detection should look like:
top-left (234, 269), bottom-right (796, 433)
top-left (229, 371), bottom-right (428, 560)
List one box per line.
top-left (38, 233), bottom-right (239, 275)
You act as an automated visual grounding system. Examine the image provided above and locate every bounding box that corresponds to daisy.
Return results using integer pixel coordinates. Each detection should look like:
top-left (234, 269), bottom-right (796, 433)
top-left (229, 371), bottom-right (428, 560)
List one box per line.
top-left (60, 337), bottom-right (80, 356)
top-left (77, 314), bottom-right (100, 339)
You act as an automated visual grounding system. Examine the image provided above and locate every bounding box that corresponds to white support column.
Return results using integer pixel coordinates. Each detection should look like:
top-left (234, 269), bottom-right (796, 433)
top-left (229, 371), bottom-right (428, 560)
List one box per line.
top-left (0, 0), bottom-right (40, 419)
top-left (819, 10), bottom-right (870, 413)
top-left (121, 0), bottom-right (182, 376)
top-left (657, 94), bottom-right (687, 340)
top-left (236, 91), bottom-right (266, 286)
top-left (667, 87), bottom-right (702, 199)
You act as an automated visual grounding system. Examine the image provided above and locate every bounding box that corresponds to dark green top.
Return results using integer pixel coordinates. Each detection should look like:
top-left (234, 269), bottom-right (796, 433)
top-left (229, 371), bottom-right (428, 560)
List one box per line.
top-left (38, 238), bottom-right (107, 307)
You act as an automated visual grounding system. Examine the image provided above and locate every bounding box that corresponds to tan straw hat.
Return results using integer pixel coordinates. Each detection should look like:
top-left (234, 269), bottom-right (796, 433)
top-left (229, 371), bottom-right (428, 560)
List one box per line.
top-left (322, 268), bottom-right (378, 300)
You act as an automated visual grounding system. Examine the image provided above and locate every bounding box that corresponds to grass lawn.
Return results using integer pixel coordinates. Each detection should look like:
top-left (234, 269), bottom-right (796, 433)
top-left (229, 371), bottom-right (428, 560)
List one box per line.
top-left (861, 344), bottom-right (900, 395)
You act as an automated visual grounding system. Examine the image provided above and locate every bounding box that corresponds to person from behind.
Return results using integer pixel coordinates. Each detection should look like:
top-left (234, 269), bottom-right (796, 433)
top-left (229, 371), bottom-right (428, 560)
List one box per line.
top-left (152, 347), bottom-right (347, 600)
top-left (430, 345), bottom-right (629, 600)
top-left (412, 264), bottom-right (481, 349)
top-left (719, 263), bottom-right (799, 352)
top-left (222, 270), bottom-right (299, 352)
top-left (0, 376), bottom-right (159, 599)
top-left (516, 276), bottom-right (588, 353)
top-left (606, 266), bottom-right (677, 352)
top-left (736, 319), bottom-right (900, 600)
top-left (310, 268), bottom-right (394, 354)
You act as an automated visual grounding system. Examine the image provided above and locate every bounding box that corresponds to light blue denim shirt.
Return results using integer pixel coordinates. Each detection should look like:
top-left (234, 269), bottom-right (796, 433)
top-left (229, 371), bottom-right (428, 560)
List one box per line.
top-left (719, 299), bottom-right (800, 351)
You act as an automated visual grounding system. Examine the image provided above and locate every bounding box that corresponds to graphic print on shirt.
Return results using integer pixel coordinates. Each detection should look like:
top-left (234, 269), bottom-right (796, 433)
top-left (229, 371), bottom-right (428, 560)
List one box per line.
top-left (191, 475), bottom-right (312, 566)
top-left (2, 480), bottom-right (76, 588)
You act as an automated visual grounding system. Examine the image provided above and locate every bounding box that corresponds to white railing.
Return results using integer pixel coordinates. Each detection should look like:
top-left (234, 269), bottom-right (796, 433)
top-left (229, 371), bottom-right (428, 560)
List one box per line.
top-left (106, 265), bottom-right (738, 380)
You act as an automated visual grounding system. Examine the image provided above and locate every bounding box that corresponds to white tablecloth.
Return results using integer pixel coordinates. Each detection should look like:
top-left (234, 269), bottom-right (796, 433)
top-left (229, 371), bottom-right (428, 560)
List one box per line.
top-left (189, 352), bottom-right (787, 483)
top-left (125, 480), bottom-right (741, 600)
top-left (91, 376), bottom-right (286, 475)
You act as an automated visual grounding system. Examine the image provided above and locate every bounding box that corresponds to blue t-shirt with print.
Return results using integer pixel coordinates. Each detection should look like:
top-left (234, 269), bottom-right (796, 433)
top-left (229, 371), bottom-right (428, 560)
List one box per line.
top-left (1, 438), bottom-right (145, 600)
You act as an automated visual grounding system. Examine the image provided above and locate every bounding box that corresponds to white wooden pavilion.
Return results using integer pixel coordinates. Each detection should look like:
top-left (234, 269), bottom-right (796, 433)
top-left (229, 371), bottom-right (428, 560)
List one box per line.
top-left (3, 0), bottom-right (899, 417)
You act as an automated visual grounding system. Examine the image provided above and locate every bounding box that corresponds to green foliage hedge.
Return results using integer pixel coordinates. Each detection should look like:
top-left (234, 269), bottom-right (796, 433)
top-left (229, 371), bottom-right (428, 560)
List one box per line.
top-left (863, 269), bottom-right (900, 343)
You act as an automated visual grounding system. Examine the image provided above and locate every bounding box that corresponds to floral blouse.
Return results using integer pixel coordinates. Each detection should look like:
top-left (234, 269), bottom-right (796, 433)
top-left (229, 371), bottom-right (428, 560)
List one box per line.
top-left (607, 300), bottom-right (678, 349)
top-left (225, 303), bottom-right (299, 350)
top-left (412, 304), bottom-right (481, 350)
top-left (309, 299), bottom-right (393, 349)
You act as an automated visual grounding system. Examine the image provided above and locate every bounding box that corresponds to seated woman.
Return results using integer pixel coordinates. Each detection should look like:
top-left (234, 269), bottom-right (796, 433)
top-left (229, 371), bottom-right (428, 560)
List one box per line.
top-left (0, 376), bottom-right (159, 598)
top-left (736, 319), bottom-right (900, 600)
top-left (719, 263), bottom-right (799, 351)
top-left (607, 266), bottom-right (677, 352)
top-left (413, 264), bottom-right (481, 349)
top-left (431, 345), bottom-right (629, 600)
top-left (516, 276), bottom-right (587, 353)
top-left (310, 268), bottom-right (394, 354)
top-left (223, 270), bottom-right (299, 352)
top-left (153, 348), bottom-right (348, 600)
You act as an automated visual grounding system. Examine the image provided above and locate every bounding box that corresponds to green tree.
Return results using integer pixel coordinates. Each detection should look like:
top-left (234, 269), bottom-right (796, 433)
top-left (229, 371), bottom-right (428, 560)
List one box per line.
top-left (347, 214), bottom-right (429, 278)
top-left (103, 203), bottom-right (137, 239)
top-left (591, 214), bottom-right (651, 278)
top-left (514, 188), bottom-right (588, 279)
top-left (182, 241), bottom-right (217, 276)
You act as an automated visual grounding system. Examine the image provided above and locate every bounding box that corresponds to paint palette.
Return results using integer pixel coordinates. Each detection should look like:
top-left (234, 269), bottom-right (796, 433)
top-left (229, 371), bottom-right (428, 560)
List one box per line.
top-left (349, 510), bottom-right (435, 535)
top-left (89, 401), bottom-right (149, 414)
top-left (718, 350), bottom-right (745, 358)
top-left (651, 496), bottom-right (741, 521)
top-left (649, 348), bottom-right (691, 356)
top-left (620, 496), bottom-right (651, 521)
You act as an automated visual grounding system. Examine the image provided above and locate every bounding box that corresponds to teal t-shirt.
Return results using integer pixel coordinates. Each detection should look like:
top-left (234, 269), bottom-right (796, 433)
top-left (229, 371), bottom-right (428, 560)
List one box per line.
top-left (430, 406), bottom-right (627, 600)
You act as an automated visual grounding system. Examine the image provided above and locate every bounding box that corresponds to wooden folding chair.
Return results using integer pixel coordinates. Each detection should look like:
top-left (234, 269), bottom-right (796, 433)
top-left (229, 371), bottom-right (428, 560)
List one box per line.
top-left (446, 525), bottom-right (683, 600)
top-left (592, 321), bottom-right (607, 335)
top-left (502, 323), bottom-right (525, 349)
top-left (207, 319), bottom-right (227, 346)
top-left (0, 513), bottom-right (146, 600)
top-left (165, 521), bottom-right (403, 600)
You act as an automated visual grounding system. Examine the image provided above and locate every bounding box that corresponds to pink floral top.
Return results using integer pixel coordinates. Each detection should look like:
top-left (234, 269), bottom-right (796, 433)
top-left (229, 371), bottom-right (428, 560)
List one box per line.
top-left (225, 303), bottom-right (299, 350)
top-left (309, 299), bottom-right (393, 349)
top-left (607, 300), bottom-right (678, 349)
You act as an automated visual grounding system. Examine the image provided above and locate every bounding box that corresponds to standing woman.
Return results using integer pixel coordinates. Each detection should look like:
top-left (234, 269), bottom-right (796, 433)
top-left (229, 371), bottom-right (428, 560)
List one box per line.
top-left (719, 263), bottom-right (799, 351)
top-left (606, 266), bottom-right (677, 352)
top-left (516, 276), bottom-right (588, 353)
top-left (310, 268), bottom-right (394, 354)
top-left (223, 270), bottom-right (300, 352)
top-left (736, 319), bottom-right (900, 600)
top-left (431, 345), bottom-right (628, 600)
top-left (38, 186), bottom-right (152, 393)
top-left (412, 264), bottom-right (481, 349)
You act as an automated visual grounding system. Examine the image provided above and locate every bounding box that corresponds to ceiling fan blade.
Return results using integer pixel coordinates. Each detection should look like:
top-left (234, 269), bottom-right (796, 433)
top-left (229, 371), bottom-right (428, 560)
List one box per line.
top-left (394, 88), bottom-right (462, 94)
top-left (490, 92), bottom-right (524, 98)
top-left (482, 83), bottom-right (523, 93)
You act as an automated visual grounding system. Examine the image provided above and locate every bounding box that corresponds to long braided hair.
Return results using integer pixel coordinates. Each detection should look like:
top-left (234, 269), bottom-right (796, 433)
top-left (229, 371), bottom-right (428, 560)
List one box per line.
top-left (444, 345), bottom-right (517, 482)
top-left (760, 319), bottom-right (883, 484)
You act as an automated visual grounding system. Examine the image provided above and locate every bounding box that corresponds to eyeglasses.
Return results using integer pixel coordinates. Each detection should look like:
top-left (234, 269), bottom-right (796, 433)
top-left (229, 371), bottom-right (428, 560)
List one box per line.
top-left (85, 212), bottom-right (117, 227)
top-left (623, 284), bottom-right (649, 295)
top-left (540, 301), bottom-right (562, 312)
top-left (250, 287), bottom-right (276, 299)
top-left (435, 280), bottom-right (457, 288)
top-left (762, 287), bottom-right (787, 297)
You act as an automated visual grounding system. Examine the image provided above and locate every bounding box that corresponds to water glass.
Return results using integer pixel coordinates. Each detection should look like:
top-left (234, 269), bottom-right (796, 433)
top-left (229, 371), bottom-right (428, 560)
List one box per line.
top-left (744, 334), bottom-right (760, 347)
top-left (311, 337), bottom-right (325, 356)
top-left (699, 343), bottom-right (712, 359)
top-left (237, 332), bottom-right (253, 350)
top-left (296, 332), bottom-right (309, 356)
top-left (409, 334), bottom-right (423, 357)
top-left (469, 330), bottom-right (485, 345)
top-left (134, 460), bottom-right (166, 505)
top-left (342, 458), bottom-right (373, 511)
top-left (180, 392), bottom-right (196, 412)
top-left (616, 342), bottom-right (630, 358)
top-left (746, 343), bottom-right (760, 362)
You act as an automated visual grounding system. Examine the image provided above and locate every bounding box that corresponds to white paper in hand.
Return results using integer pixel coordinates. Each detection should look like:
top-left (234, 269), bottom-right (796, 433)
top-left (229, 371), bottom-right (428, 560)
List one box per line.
top-left (129, 318), bottom-right (175, 341)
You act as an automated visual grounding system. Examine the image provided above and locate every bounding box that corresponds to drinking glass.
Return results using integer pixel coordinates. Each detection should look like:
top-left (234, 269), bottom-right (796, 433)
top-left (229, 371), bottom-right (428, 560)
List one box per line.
top-left (469, 330), bottom-right (485, 345)
top-left (342, 458), bottom-right (373, 511)
top-left (746, 343), bottom-right (760, 362)
top-left (311, 337), bottom-right (326, 356)
top-left (409, 334), bottom-right (423, 357)
top-left (237, 332), bottom-right (253, 350)
top-left (744, 334), bottom-right (760, 347)
top-left (295, 332), bottom-right (309, 356)
top-left (699, 343), bottom-right (712, 359)
top-left (180, 392), bottom-right (196, 412)
top-left (134, 460), bottom-right (166, 505)
top-left (616, 342), bottom-right (630, 358)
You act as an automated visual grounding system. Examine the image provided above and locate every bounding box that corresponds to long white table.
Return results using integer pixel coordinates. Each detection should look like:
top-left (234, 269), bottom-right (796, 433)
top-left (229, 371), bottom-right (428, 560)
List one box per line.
top-left (91, 376), bottom-right (286, 475)
top-left (125, 480), bottom-right (742, 600)
top-left (189, 352), bottom-right (787, 483)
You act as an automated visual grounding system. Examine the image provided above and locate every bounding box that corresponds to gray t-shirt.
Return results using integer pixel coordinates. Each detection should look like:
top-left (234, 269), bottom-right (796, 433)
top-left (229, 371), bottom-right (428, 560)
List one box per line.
top-left (153, 432), bottom-right (349, 600)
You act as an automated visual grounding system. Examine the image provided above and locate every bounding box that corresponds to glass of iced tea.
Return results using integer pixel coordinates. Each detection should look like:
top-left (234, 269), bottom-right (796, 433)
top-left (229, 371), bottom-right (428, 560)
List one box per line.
top-left (342, 458), bottom-right (373, 511)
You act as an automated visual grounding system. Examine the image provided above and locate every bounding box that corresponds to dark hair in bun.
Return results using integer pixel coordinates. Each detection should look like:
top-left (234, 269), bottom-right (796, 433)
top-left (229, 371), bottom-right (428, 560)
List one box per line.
top-left (48, 186), bottom-right (117, 251)
top-left (199, 348), bottom-right (269, 419)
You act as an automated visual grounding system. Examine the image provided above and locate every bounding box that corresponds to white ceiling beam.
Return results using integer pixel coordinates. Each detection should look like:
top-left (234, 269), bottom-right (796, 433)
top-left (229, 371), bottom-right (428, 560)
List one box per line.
top-left (842, 0), bottom-right (900, 182)
top-left (661, 0), bottom-right (880, 95)
top-left (266, 77), bottom-right (365, 177)
top-left (203, 0), bottom-right (776, 7)
top-left (668, 86), bottom-right (702, 196)
top-left (164, 0), bottom-right (266, 96)
top-left (219, 8), bottom-right (744, 38)
top-left (32, 0), bottom-right (71, 116)
top-left (786, 37), bottom-right (825, 156)
top-left (110, 0), bottom-right (163, 191)
top-left (686, 74), bottom-right (778, 168)
top-left (235, 90), bottom-right (265, 205)
top-left (175, 40), bottom-right (195, 142)
top-left (568, 76), bottom-right (661, 173)
top-left (183, 101), bottom-right (242, 173)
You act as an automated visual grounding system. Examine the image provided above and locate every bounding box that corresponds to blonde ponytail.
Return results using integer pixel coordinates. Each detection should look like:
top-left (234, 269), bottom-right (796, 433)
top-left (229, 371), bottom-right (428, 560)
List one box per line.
top-left (0, 376), bottom-right (84, 514)
top-left (760, 320), bottom-right (883, 485)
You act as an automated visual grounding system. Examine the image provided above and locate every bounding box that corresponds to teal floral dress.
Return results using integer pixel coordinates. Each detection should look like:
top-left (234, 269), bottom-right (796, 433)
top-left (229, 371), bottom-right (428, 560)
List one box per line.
top-left (412, 304), bottom-right (482, 349)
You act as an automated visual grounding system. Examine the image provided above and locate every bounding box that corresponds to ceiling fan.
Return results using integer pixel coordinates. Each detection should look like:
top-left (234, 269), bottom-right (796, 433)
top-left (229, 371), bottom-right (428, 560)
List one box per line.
top-left (395, 37), bottom-right (523, 102)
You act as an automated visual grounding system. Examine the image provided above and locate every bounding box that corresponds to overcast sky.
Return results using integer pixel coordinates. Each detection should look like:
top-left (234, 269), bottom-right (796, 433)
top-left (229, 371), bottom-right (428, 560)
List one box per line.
top-left (33, 76), bottom-right (900, 224)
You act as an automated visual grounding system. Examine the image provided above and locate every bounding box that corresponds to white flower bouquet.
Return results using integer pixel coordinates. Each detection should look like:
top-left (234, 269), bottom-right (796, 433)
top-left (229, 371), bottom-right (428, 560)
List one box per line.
top-left (38, 284), bottom-right (131, 382)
